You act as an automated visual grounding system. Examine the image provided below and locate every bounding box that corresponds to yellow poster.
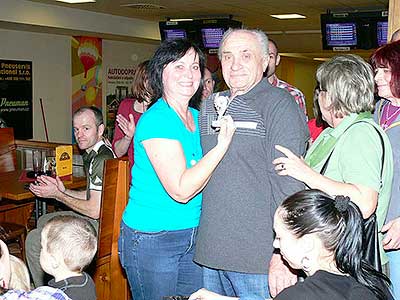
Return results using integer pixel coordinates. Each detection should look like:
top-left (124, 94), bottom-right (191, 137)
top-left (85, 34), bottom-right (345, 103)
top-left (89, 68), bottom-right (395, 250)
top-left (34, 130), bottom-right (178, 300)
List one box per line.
top-left (56, 145), bottom-right (73, 177)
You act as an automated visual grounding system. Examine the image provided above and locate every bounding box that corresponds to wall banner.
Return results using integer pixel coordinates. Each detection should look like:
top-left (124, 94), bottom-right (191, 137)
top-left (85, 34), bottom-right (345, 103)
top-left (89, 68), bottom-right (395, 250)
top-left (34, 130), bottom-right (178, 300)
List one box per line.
top-left (71, 36), bottom-right (102, 114)
top-left (105, 66), bottom-right (136, 140)
top-left (0, 59), bottom-right (33, 139)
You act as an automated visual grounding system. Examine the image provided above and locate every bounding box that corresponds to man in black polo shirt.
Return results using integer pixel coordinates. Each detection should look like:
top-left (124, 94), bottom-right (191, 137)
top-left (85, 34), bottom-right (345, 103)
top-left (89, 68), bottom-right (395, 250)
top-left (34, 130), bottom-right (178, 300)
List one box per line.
top-left (26, 106), bottom-right (115, 287)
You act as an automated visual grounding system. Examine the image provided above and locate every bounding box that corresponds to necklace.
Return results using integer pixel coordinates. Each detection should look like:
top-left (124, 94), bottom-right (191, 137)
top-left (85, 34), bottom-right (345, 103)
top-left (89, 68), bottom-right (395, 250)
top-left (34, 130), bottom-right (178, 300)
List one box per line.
top-left (382, 103), bottom-right (400, 130)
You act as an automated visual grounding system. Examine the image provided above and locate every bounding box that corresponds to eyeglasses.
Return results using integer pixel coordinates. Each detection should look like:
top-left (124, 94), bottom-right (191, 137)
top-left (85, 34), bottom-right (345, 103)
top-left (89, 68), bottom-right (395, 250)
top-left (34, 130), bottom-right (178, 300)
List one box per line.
top-left (314, 85), bottom-right (327, 94)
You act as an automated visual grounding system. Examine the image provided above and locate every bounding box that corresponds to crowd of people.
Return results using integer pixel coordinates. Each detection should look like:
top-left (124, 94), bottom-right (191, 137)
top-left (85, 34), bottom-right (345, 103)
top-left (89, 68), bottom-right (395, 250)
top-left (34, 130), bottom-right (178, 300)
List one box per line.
top-left (1, 26), bottom-right (399, 300)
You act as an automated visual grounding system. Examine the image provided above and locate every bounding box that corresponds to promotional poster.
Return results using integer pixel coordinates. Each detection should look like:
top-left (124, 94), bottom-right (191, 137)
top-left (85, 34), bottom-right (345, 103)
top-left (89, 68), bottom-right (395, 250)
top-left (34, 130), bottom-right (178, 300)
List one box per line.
top-left (0, 59), bottom-right (33, 139)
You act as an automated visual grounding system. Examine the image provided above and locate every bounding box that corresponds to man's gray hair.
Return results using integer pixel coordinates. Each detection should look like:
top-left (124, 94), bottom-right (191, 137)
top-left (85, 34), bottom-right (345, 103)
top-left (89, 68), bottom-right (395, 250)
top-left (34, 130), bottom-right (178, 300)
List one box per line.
top-left (316, 54), bottom-right (374, 116)
top-left (218, 28), bottom-right (269, 60)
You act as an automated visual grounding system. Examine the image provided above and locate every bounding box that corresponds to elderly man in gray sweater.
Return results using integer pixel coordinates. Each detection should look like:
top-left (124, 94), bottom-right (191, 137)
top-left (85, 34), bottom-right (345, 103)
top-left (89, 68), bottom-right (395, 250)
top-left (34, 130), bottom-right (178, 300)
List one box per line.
top-left (195, 28), bottom-right (309, 299)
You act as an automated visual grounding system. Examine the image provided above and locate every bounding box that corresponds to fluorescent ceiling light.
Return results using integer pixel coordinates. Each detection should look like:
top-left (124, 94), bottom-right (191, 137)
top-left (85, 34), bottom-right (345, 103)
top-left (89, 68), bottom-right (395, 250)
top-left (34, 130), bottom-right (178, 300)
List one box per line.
top-left (313, 57), bottom-right (330, 62)
top-left (55, 0), bottom-right (96, 3)
top-left (168, 18), bottom-right (194, 22)
top-left (270, 14), bottom-right (306, 19)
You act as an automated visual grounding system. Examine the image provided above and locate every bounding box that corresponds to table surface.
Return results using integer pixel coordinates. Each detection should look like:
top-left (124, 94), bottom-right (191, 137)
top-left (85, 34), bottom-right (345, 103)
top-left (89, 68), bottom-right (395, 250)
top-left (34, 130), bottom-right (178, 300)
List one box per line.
top-left (0, 170), bottom-right (86, 201)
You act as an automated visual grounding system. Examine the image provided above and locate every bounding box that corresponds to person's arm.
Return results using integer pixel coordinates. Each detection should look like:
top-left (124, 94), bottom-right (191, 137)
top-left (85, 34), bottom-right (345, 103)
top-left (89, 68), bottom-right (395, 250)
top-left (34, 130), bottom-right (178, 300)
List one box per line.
top-left (29, 176), bottom-right (101, 219)
top-left (62, 188), bottom-right (87, 199)
top-left (382, 217), bottom-right (400, 250)
top-left (297, 90), bottom-right (307, 116)
top-left (267, 92), bottom-right (309, 296)
top-left (268, 253), bottom-right (297, 298)
top-left (113, 113), bottom-right (136, 157)
top-left (268, 92), bottom-right (309, 207)
top-left (52, 189), bottom-right (101, 219)
top-left (143, 116), bottom-right (235, 203)
top-left (273, 122), bottom-right (382, 219)
top-left (112, 99), bottom-right (136, 158)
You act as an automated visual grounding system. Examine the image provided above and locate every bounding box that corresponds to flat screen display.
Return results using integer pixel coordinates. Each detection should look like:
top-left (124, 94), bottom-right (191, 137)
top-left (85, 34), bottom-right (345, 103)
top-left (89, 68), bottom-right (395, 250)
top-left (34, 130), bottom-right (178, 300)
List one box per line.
top-left (326, 22), bottom-right (357, 46)
top-left (201, 28), bottom-right (225, 48)
top-left (163, 29), bottom-right (187, 41)
top-left (377, 21), bottom-right (388, 46)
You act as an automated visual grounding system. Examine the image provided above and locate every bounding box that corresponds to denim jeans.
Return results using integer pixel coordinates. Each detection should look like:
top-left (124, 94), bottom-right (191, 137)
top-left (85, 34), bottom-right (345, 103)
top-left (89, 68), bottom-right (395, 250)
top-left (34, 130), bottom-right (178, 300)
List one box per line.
top-left (118, 221), bottom-right (203, 300)
top-left (387, 250), bottom-right (400, 300)
top-left (202, 266), bottom-right (269, 299)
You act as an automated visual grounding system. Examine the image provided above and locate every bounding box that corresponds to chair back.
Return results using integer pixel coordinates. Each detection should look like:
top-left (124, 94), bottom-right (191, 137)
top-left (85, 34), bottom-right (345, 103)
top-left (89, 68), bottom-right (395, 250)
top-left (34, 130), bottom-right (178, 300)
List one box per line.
top-left (0, 128), bottom-right (17, 173)
top-left (94, 158), bottom-right (130, 300)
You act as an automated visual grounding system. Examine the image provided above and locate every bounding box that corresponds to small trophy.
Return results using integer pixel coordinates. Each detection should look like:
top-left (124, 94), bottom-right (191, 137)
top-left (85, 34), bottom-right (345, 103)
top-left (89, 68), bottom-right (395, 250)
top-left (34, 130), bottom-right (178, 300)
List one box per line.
top-left (211, 92), bottom-right (230, 128)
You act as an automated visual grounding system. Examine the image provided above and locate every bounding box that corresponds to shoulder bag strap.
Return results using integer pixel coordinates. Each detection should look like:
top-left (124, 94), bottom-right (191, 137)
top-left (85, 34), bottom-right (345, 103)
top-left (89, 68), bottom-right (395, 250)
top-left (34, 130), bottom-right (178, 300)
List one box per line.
top-left (320, 121), bottom-right (385, 180)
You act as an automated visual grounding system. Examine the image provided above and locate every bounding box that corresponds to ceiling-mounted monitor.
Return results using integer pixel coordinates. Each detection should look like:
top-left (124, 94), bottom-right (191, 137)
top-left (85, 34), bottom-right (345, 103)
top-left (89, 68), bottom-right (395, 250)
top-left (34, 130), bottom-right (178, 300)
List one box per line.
top-left (163, 28), bottom-right (187, 41)
top-left (377, 21), bottom-right (388, 46)
top-left (201, 28), bottom-right (225, 49)
top-left (159, 19), bottom-right (242, 51)
top-left (325, 22), bottom-right (357, 47)
top-left (321, 11), bottom-right (388, 50)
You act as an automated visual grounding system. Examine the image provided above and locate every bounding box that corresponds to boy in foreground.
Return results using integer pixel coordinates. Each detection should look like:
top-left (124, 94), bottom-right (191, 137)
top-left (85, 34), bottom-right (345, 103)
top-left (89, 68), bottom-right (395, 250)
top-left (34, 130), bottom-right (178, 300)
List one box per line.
top-left (40, 215), bottom-right (97, 300)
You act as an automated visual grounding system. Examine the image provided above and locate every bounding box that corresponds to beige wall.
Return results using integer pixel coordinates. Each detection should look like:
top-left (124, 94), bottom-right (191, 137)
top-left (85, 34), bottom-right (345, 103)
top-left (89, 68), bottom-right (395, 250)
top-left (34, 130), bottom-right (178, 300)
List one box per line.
top-left (276, 57), bottom-right (321, 118)
top-left (0, 29), bottom-right (71, 143)
top-left (0, 28), bottom-right (159, 143)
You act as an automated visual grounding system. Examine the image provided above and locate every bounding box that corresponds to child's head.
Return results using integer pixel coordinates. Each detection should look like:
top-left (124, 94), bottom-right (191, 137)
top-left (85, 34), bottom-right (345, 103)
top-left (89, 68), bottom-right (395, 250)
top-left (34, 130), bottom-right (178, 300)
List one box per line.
top-left (40, 215), bottom-right (97, 276)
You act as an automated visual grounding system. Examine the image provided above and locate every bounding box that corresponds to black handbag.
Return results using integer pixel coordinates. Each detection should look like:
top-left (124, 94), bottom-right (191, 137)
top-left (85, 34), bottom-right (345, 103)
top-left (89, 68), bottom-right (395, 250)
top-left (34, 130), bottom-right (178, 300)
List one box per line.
top-left (362, 213), bottom-right (382, 272)
top-left (319, 121), bottom-right (384, 272)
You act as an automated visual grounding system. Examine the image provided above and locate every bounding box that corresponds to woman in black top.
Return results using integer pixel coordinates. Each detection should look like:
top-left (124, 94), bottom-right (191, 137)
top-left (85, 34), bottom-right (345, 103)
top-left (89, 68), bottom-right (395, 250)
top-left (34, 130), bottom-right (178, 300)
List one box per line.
top-left (190, 190), bottom-right (391, 300)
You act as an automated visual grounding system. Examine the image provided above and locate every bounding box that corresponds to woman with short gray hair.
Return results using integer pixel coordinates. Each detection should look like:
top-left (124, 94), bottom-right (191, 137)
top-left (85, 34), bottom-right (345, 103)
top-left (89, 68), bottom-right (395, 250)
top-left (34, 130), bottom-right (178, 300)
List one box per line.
top-left (272, 54), bottom-right (393, 271)
top-left (316, 54), bottom-right (375, 115)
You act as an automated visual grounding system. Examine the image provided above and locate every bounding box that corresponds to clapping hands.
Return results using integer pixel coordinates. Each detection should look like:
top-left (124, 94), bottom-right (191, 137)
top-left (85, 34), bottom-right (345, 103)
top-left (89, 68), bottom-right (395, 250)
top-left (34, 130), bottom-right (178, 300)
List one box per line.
top-left (116, 113), bottom-right (136, 140)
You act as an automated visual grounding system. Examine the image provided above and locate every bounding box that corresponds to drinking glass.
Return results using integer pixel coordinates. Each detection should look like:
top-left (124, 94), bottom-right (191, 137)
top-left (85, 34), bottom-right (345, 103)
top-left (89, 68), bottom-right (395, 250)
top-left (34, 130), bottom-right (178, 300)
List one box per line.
top-left (32, 150), bottom-right (43, 177)
top-left (44, 150), bottom-right (56, 176)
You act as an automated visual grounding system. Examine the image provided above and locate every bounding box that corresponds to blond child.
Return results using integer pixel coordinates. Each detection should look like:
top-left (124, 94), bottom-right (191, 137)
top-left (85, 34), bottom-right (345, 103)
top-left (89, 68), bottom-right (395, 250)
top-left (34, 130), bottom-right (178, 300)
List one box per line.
top-left (40, 215), bottom-right (97, 300)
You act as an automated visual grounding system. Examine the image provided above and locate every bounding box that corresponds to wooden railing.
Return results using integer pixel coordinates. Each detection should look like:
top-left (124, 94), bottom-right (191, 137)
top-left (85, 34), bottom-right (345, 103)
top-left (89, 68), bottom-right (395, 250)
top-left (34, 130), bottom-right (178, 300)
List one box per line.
top-left (14, 140), bottom-right (84, 176)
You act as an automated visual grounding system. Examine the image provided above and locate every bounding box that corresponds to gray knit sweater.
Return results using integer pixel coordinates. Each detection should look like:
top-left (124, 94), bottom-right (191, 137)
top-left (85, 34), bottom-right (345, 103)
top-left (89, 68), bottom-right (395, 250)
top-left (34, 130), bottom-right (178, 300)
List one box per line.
top-left (194, 79), bottom-right (309, 274)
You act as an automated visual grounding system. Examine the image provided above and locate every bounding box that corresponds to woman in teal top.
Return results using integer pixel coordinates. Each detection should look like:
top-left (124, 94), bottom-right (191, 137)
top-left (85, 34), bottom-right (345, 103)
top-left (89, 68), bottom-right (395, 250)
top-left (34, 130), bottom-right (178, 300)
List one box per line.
top-left (118, 39), bottom-right (236, 300)
top-left (272, 55), bottom-right (393, 273)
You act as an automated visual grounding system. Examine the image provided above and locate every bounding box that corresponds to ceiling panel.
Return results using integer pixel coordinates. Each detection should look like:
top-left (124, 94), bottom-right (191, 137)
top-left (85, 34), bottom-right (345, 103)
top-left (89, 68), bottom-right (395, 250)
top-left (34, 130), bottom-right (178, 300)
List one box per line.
top-left (26, 0), bottom-right (389, 56)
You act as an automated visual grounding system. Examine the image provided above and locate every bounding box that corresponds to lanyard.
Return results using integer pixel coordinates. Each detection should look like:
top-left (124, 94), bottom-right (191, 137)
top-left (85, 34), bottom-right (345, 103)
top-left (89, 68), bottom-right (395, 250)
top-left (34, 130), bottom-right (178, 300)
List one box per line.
top-left (377, 100), bottom-right (400, 131)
